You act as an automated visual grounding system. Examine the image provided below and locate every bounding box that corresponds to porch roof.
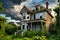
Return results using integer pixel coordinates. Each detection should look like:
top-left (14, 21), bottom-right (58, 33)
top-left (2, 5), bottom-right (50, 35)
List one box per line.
top-left (21, 19), bottom-right (46, 23)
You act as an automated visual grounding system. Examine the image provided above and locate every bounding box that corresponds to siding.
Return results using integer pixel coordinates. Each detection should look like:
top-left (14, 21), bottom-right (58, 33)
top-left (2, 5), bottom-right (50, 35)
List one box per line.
top-left (31, 12), bottom-right (46, 20)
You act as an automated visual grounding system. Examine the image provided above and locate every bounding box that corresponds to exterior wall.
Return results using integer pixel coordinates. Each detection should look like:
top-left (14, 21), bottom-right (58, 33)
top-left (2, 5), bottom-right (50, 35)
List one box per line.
top-left (21, 22), bottom-right (27, 30)
top-left (31, 14), bottom-right (34, 20)
top-left (31, 12), bottom-right (46, 20)
top-left (26, 13), bottom-right (30, 20)
top-left (35, 12), bottom-right (46, 19)
top-left (21, 11), bottom-right (30, 21)
top-left (46, 12), bottom-right (53, 32)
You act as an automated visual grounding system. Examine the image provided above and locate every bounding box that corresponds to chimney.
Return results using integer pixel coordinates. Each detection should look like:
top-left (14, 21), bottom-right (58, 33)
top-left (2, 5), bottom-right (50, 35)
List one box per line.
top-left (46, 2), bottom-right (49, 9)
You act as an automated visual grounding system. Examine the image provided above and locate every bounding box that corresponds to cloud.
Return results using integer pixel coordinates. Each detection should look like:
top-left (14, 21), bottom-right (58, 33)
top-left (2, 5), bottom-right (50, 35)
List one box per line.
top-left (24, 0), bottom-right (58, 9)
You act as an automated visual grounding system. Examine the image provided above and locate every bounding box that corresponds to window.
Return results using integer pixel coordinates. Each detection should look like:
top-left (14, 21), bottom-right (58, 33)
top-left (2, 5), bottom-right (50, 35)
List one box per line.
top-left (40, 16), bottom-right (42, 19)
top-left (23, 16), bottom-right (25, 19)
top-left (20, 13), bottom-right (22, 15)
top-left (27, 16), bottom-right (29, 19)
top-left (36, 7), bottom-right (38, 11)
top-left (34, 14), bottom-right (35, 19)
top-left (27, 12), bottom-right (29, 15)
top-left (23, 25), bottom-right (25, 29)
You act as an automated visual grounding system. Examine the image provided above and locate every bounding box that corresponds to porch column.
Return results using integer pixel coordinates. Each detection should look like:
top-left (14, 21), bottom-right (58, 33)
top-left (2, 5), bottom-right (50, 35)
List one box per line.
top-left (21, 25), bottom-right (23, 30)
top-left (35, 23), bottom-right (36, 30)
top-left (31, 22), bottom-right (32, 30)
top-left (25, 24), bottom-right (27, 31)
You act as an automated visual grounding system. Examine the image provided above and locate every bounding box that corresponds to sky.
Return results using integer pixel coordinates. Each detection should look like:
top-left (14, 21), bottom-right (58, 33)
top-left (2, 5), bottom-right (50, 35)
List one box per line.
top-left (20, 0), bottom-right (58, 16)
top-left (0, 0), bottom-right (59, 22)
top-left (25, 0), bottom-right (58, 8)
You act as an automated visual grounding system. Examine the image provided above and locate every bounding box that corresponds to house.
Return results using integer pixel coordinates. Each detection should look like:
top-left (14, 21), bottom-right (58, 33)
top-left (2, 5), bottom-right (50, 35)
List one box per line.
top-left (19, 2), bottom-right (53, 31)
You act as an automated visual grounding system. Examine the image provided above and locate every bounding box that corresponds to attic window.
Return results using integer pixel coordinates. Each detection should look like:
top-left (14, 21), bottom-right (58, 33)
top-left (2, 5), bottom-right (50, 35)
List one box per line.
top-left (36, 7), bottom-right (38, 11)
top-left (20, 13), bottom-right (22, 15)
top-left (27, 12), bottom-right (29, 15)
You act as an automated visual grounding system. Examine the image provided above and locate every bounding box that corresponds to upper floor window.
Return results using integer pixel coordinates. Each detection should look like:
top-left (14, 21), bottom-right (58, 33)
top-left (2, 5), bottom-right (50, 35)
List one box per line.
top-left (27, 12), bottom-right (29, 15)
top-left (27, 16), bottom-right (29, 19)
top-left (34, 14), bottom-right (35, 19)
top-left (23, 16), bottom-right (25, 19)
top-left (40, 16), bottom-right (42, 19)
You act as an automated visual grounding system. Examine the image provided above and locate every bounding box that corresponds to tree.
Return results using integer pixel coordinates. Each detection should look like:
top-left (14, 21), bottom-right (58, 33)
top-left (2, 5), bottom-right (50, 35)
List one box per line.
top-left (0, 16), bottom-right (7, 40)
top-left (0, 2), bottom-right (5, 12)
top-left (0, 2), bottom-right (6, 40)
top-left (54, 4), bottom-right (59, 27)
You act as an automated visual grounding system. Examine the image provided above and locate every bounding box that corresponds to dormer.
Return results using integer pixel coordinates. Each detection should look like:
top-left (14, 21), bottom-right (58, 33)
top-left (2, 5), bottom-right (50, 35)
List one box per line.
top-left (35, 5), bottom-right (40, 11)
top-left (34, 5), bottom-right (45, 12)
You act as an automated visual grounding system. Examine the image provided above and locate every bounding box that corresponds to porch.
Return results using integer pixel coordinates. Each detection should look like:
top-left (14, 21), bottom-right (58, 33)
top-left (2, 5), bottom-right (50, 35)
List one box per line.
top-left (21, 19), bottom-right (46, 31)
top-left (27, 21), bottom-right (46, 31)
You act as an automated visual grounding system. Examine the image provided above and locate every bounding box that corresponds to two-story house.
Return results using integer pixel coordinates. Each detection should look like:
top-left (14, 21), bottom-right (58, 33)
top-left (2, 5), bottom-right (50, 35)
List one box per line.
top-left (19, 2), bottom-right (53, 31)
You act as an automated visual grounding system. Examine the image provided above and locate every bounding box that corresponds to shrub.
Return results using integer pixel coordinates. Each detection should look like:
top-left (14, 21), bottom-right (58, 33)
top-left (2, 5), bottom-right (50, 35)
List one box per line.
top-left (41, 27), bottom-right (47, 36)
top-left (5, 24), bottom-right (21, 35)
top-left (23, 30), bottom-right (41, 38)
top-left (4, 35), bottom-right (13, 40)
top-left (23, 31), bottom-right (35, 38)
top-left (33, 35), bottom-right (47, 40)
top-left (12, 30), bottom-right (24, 38)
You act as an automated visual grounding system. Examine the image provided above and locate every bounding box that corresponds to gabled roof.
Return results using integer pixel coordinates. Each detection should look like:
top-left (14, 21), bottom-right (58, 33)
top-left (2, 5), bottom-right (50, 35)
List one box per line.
top-left (46, 9), bottom-right (54, 18)
top-left (20, 4), bottom-right (53, 18)
top-left (20, 5), bottom-right (33, 13)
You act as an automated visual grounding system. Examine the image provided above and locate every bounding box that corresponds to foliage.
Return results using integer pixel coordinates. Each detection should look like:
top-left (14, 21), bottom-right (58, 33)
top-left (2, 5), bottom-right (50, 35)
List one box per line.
top-left (13, 30), bottom-right (24, 38)
top-left (0, 16), bottom-right (7, 40)
top-left (5, 24), bottom-right (16, 35)
top-left (5, 23), bottom-right (21, 35)
top-left (4, 35), bottom-right (13, 40)
top-left (0, 2), bottom-right (5, 12)
top-left (49, 23), bottom-right (57, 35)
top-left (41, 27), bottom-right (47, 36)
top-left (23, 30), bottom-right (41, 38)
top-left (33, 36), bottom-right (47, 40)
top-left (0, 16), bottom-right (7, 22)
top-left (54, 4), bottom-right (59, 27)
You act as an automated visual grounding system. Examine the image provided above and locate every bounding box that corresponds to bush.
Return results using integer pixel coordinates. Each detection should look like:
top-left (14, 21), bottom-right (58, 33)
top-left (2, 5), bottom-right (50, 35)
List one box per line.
top-left (0, 33), bottom-right (5, 40)
top-left (41, 27), bottom-right (47, 36)
top-left (33, 35), bottom-right (47, 40)
top-left (4, 35), bottom-right (13, 40)
top-left (5, 24), bottom-right (21, 35)
top-left (23, 30), bottom-right (41, 38)
top-left (12, 30), bottom-right (24, 38)
top-left (47, 35), bottom-right (59, 40)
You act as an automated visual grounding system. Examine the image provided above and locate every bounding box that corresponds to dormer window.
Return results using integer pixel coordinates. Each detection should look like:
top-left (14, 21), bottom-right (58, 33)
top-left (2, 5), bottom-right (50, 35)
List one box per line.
top-left (27, 12), bottom-right (29, 15)
top-left (20, 13), bottom-right (22, 15)
top-left (36, 7), bottom-right (38, 11)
